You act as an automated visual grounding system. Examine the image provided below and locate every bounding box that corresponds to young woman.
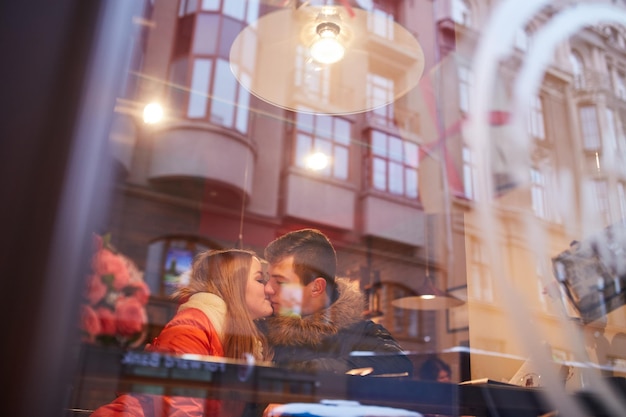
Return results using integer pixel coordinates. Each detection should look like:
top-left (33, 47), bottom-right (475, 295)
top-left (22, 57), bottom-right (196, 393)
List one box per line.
top-left (91, 249), bottom-right (275, 417)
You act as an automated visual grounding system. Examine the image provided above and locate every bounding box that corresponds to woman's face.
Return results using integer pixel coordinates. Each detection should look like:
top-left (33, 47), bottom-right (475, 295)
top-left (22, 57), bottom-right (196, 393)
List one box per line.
top-left (245, 257), bottom-right (275, 319)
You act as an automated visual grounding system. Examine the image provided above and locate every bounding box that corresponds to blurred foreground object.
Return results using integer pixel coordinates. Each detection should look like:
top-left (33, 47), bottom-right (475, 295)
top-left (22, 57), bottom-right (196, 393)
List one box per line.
top-left (552, 222), bottom-right (626, 323)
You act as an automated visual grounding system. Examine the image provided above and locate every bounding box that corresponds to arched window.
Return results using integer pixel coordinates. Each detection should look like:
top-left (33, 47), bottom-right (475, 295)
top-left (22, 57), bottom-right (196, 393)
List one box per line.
top-left (144, 235), bottom-right (223, 297)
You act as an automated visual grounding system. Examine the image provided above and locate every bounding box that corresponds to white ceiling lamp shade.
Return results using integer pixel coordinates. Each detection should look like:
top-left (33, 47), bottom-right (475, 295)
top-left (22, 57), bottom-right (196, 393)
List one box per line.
top-left (390, 276), bottom-right (465, 311)
top-left (229, 3), bottom-right (425, 115)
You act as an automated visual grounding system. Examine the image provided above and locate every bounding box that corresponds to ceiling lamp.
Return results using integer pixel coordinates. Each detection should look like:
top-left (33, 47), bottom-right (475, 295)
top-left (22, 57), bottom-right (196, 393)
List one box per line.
top-left (390, 274), bottom-right (465, 311)
top-left (392, 221), bottom-right (465, 311)
top-left (229, 2), bottom-right (425, 115)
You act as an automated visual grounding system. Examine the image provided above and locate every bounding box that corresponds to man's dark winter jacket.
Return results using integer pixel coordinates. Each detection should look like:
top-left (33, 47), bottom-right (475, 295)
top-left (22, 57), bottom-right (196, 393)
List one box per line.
top-left (260, 278), bottom-right (414, 376)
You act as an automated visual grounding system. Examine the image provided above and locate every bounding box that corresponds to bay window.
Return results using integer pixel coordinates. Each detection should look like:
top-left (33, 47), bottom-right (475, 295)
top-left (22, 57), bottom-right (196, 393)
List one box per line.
top-left (168, 0), bottom-right (258, 133)
top-left (368, 129), bottom-right (419, 199)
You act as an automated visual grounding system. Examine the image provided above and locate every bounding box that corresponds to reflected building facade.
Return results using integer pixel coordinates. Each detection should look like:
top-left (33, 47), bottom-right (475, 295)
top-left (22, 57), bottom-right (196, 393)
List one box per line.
top-left (73, 0), bottom-right (626, 411)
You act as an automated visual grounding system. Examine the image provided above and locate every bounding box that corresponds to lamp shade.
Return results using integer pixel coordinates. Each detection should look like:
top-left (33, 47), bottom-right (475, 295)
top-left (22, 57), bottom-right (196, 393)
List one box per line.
top-left (229, 4), bottom-right (424, 115)
top-left (391, 277), bottom-right (465, 310)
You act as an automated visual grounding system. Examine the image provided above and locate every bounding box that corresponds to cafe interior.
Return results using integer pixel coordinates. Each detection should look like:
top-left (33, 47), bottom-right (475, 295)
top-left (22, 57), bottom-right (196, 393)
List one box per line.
top-left (3, 0), bottom-right (626, 416)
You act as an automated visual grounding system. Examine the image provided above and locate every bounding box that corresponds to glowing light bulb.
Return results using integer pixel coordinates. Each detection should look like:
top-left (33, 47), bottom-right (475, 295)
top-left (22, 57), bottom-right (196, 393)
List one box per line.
top-left (143, 102), bottom-right (164, 124)
top-left (305, 152), bottom-right (330, 171)
top-left (310, 22), bottom-right (345, 64)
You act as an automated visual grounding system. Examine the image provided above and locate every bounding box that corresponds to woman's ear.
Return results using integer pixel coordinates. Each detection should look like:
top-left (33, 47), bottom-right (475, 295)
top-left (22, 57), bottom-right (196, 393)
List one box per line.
top-left (311, 277), bottom-right (327, 296)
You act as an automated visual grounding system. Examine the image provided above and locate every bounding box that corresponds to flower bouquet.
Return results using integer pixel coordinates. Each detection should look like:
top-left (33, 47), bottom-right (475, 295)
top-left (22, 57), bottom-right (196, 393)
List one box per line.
top-left (80, 234), bottom-right (150, 348)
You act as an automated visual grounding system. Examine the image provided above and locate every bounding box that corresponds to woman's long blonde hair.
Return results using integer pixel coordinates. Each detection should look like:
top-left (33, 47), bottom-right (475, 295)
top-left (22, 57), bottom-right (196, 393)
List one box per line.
top-left (173, 249), bottom-right (272, 362)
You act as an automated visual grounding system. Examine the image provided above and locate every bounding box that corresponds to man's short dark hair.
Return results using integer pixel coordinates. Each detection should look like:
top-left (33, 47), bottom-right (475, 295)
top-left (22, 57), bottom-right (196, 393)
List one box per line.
top-left (265, 228), bottom-right (338, 300)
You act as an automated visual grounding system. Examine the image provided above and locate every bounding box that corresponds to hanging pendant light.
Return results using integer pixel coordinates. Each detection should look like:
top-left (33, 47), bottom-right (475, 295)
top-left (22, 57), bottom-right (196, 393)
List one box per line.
top-left (229, 1), bottom-right (425, 115)
top-left (392, 218), bottom-right (465, 311)
top-left (390, 272), bottom-right (465, 310)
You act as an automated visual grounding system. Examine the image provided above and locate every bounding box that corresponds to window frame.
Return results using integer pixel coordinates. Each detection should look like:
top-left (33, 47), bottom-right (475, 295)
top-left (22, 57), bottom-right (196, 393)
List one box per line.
top-left (366, 128), bottom-right (420, 199)
top-left (167, 2), bottom-right (257, 134)
top-left (292, 111), bottom-right (352, 181)
top-left (579, 105), bottom-right (601, 151)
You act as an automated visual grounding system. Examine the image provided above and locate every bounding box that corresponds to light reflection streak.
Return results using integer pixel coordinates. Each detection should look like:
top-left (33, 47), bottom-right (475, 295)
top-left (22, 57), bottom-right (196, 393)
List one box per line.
top-left (470, 1), bottom-right (626, 416)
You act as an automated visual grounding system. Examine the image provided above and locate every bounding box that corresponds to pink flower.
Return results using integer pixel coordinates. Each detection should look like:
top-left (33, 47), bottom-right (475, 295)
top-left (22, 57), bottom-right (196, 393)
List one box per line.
top-left (85, 274), bottom-right (108, 305)
top-left (128, 281), bottom-right (151, 305)
top-left (93, 249), bottom-right (130, 290)
top-left (81, 305), bottom-right (101, 338)
top-left (115, 297), bottom-right (146, 336)
top-left (96, 307), bottom-right (117, 335)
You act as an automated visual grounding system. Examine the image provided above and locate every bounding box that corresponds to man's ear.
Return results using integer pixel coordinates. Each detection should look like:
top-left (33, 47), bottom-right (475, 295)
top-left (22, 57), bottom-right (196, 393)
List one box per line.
top-left (311, 277), bottom-right (327, 296)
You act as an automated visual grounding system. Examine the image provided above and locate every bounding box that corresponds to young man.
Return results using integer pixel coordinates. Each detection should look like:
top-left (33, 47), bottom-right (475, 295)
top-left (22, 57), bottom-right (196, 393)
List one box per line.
top-left (260, 228), bottom-right (414, 377)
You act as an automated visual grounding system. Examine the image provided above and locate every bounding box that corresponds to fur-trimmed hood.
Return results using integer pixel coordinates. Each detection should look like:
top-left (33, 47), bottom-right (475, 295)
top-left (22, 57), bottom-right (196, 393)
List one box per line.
top-left (263, 278), bottom-right (366, 346)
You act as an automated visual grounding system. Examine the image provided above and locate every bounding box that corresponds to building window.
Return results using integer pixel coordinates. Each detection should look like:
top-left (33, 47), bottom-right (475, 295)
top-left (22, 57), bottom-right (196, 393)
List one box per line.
top-left (368, 129), bottom-right (419, 199)
top-left (294, 45), bottom-right (332, 104)
top-left (528, 95), bottom-right (545, 140)
top-left (294, 112), bottom-right (351, 180)
top-left (452, 0), bottom-right (472, 27)
top-left (167, 1), bottom-right (259, 134)
top-left (367, 73), bottom-right (395, 118)
top-left (530, 167), bottom-right (547, 219)
top-left (579, 105), bottom-right (601, 150)
top-left (361, 0), bottom-right (397, 38)
top-left (144, 236), bottom-right (222, 297)
top-left (591, 179), bottom-right (610, 226)
top-left (569, 51), bottom-right (585, 89)
top-left (618, 182), bottom-right (626, 221)
top-left (469, 237), bottom-right (493, 303)
top-left (603, 108), bottom-right (618, 153)
top-left (458, 66), bottom-right (471, 113)
top-left (616, 71), bottom-right (626, 100)
top-left (463, 145), bottom-right (477, 200)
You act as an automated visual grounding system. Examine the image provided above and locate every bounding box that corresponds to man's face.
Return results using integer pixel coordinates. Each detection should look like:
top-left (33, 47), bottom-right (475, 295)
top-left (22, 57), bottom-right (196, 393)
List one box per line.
top-left (268, 255), bottom-right (306, 317)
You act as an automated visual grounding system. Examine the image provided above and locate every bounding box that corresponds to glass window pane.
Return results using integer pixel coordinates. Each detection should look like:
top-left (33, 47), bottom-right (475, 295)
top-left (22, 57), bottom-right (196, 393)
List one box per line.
top-left (201, 0), bottom-right (219, 11)
top-left (405, 169), bottom-right (418, 198)
top-left (334, 146), bottom-right (348, 180)
top-left (405, 141), bottom-right (418, 167)
top-left (389, 136), bottom-right (403, 162)
top-left (168, 57), bottom-right (189, 116)
top-left (211, 59), bottom-right (236, 126)
top-left (580, 106), bottom-right (600, 149)
top-left (315, 139), bottom-right (332, 177)
top-left (464, 164), bottom-right (474, 199)
top-left (316, 116), bottom-right (332, 139)
top-left (389, 162), bottom-right (403, 194)
top-left (334, 118), bottom-right (351, 145)
top-left (371, 131), bottom-right (387, 156)
top-left (236, 73), bottom-right (250, 134)
top-left (297, 112), bottom-right (314, 133)
top-left (219, 17), bottom-right (244, 59)
top-left (223, 1), bottom-right (245, 20)
top-left (188, 59), bottom-right (212, 118)
top-left (246, 1), bottom-right (260, 23)
top-left (185, 0), bottom-right (199, 14)
top-left (315, 138), bottom-right (332, 155)
top-left (192, 14), bottom-right (219, 55)
top-left (295, 133), bottom-right (312, 168)
top-left (373, 157), bottom-right (386, 190)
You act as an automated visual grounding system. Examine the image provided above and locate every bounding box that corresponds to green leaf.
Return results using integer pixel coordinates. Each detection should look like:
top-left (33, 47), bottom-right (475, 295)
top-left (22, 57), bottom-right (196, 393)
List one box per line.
top-left (101, 274), bottom-right (115, 286)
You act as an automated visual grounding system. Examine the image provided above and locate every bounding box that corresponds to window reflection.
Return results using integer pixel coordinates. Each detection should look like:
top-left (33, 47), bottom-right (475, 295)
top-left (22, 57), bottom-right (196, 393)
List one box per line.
top-left (294, 111), bottom-right (351, 180)
top-left (369, 130), bottom-right (419, 199)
